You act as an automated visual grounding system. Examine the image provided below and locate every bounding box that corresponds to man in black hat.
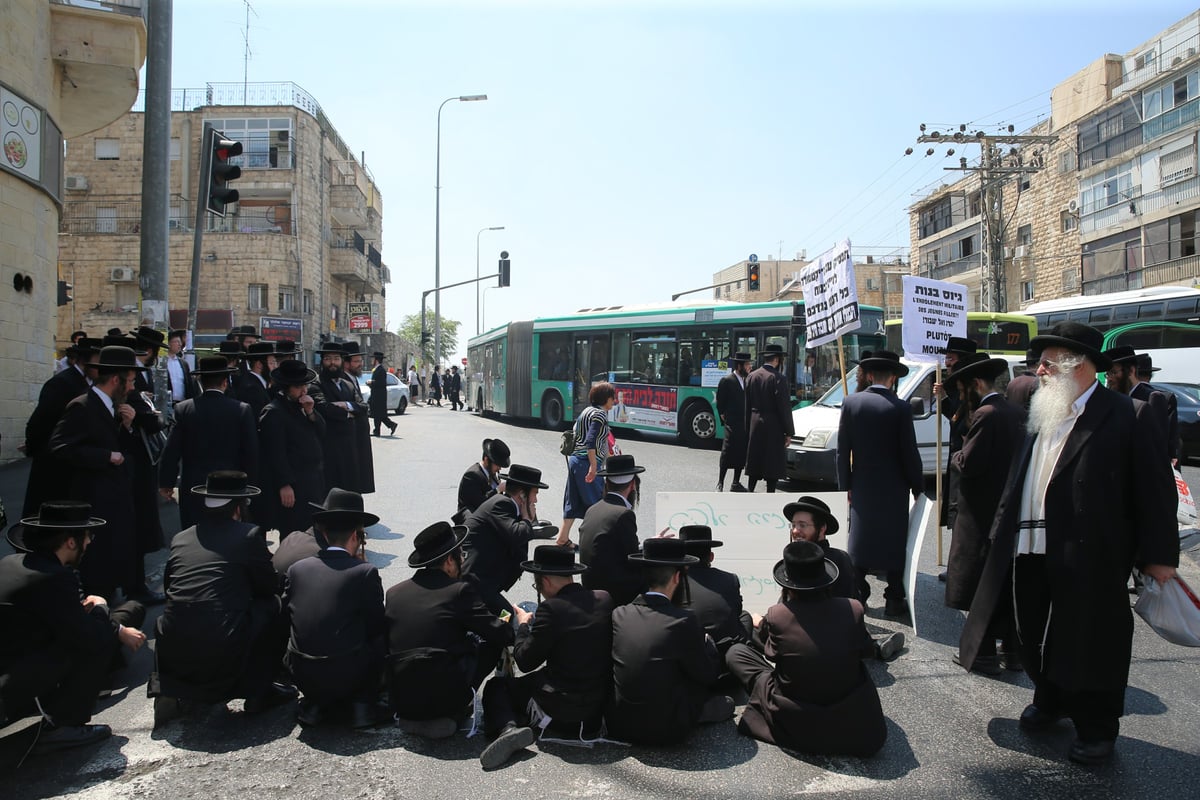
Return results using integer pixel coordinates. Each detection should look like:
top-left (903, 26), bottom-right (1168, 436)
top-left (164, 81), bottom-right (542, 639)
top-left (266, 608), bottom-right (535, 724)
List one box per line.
top-left (258, 360), bottom-right (326, 537)
top-left (308, 343), bottom-right (360, 494)
top-left (744, 343), bottom-right (794, 493)
top-left (164, 330), bottom-right (198, 405)
top-left (270, 487), bottom-right (353, 579)
top-left (54, 329), bottom-right (88, 374)
top-left (606, 538), bottom-right (731, 745)
top-left (217, 341), bottom-right (246, 398)
top-left (283, 491), bottom-right (385, 728)
top-left (479, 545), bottom-right (615, 769)
top-left (237, 342), bottom-right (276, 418)
top-left (385, 521), bottom-right (515, 738)
top-left (462, 464), bottom-right (550, 616)
top-left (125, 328), bottom-right (170, 603)
top-left (48, 346), bottom-right (147, 601)
top-left (368, 352), bottom-right (398, 436)
top-left (1005, 349), bottom-right (1040, 419)
top-left (158, 356), bottom-right (260, 532)
top-left (0, 502), bottom-right (146, 755)
top-left (1104, 345), bottom-right (1181, 466)
top-left (726, 540), bottom-right (886, 757)
top-left (836, 350), bottom-right (923, 619)
top-left (578, 454), bottom-right (646, 606)
top-left (151, 471), bottom-right (293, 726)
top-left (454, 438), bottom-right (511, 524)
top-left (446, 364), bottom-right (463, 411)
top-left (961, 322), bottom-right (1178, 765)
top-left (932, 336), bottom-right (979, 541)
top-left (941, 356), bottom-right (1023, 675)
top-left (715, 352), bottom-right (751, 492)
top-left (678, 525), bottom-right (752, 656)
top-left (339, 341), bottom-right (375, 495)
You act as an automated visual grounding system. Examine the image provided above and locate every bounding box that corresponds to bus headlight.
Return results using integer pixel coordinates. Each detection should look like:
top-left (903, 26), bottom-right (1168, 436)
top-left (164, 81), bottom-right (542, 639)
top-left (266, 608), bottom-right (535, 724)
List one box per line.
top-left (803, 428), bottom-right (835, 449)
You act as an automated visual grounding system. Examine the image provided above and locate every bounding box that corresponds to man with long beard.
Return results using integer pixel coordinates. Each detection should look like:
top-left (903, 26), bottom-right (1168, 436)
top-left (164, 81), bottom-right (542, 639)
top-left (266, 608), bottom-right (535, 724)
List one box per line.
top-left (960, 322), bottom-right (1177, 765)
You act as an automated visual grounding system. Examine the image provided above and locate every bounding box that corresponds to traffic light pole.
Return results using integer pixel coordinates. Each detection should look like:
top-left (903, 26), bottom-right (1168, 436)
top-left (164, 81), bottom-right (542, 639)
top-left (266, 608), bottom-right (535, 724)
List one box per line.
top-left (421, 273), bottom-right (502, 355)
top-left (671, 276), bottom-right (745, 302)
top-left (186, 124), bottom-right (214, 333)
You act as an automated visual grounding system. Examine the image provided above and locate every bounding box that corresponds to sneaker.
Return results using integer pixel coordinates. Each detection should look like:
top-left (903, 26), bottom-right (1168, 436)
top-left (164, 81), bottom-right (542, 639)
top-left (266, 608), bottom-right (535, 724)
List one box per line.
top-left (876, 631), bottom-right (905, 661)
top-left (30, 722), bottom-right (111, 755)
top-left (395, 716), bottom-right (458, 739)
top-left (479, 723), bottom-right (536, 770)
top-left (697, 695), bottom-right (734, 723)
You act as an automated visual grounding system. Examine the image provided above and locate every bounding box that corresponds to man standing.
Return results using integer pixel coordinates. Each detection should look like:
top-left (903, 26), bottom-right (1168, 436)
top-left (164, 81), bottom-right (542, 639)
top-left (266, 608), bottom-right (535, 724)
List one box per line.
top-left (931, 336), bottom-right (979, 546)
top-left (447, 365), bottom-right (463, 411)
top-left (578, 454), bottom-right (646, 606)
top-left (836, 350), bottom-right (923, 618)
top-left (217, 341), bottom-right (245, 398)
top-left (258, 360), bottom-right (326, 537)
top-left (454, 438), bottom-right (510, 524)
top-left (407, 364), bottom-right (420, 405)
top-left (744, 343), bottom-right (794, 493)
top-left (961, 322), bottom-right (1177, 765)
top-left (54, 330), bottom-right (87, 374)
top-left (127, 328), bottom-right (171, 603)
top-left (369, 352), bottom-right (398, 436)
top-left (158, 356), bottom-right (259, 532)
top-left (309, 343), bottom-right (359, 493)
top-left (237, 342), bottom-right (276, 418)
top-left (1104, 346), bottom-right (1181, 466)
top-left (1005, 349), bottom-right (1040, 419)
top-left (715, 352), bottom-right (751, 492)
top-left (340, 341), bottom-right (375, 495)
top-left (164, 330), bottom-right (197, 406)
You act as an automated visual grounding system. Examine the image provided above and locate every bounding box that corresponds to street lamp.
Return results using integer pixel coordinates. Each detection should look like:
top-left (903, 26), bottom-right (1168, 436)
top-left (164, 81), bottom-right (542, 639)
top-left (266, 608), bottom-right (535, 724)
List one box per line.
top-left (434, 93), bottom-right (487, 366)
top-left (476, 226), bottom-right (505, 335)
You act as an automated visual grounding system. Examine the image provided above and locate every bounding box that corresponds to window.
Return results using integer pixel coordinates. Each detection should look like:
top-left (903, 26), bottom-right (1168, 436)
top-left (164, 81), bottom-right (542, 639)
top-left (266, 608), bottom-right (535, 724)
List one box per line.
top-left (95, 207), bottom-right (117, 234)
top-left (1081, 230), bottom-right (1140, 282)
top-left (1138, 302), bottom-right (1164, 319)
top-left (677, 327), bottom-right (731, 386)
top-left (303, 289), bottom-right (313, 315)
top-left (959, 235), bottom-right (974, 258)
top-left (1058, 151), bottom-right (1076, 174)
top-left (1017, 225), bottom-right (1033, 247)
top-left (1019, 174), bottom-right (1031, 193)
top-left (630, 331), bottom-right (677, 385)
top-left (248, 283), bottom-right (268, 310)
top-left (203, 116), bottom-right (295, 170)
top-left (968, 191), bottom-right (982, 218)
top-left (169, 138), bottom-right (181, 160)
top-left (538, 332), bottom-right (571, 381)
top-left (1135, 50), bottom-right (1156, 70)
top-left (278, 284), bottom-right (296, 312)
top-left (94, 138), bottom-right (119, 160)
top-left (1020, 280), bottom-right (1035, 303)
top-left (1061, 211), bottom-right (1078, 232)
top-left (1079, 161), bottom-right (1134, 215)
top-left (1160, 143), bottom-right (1196, 186)
top-left (1078, 104), bottom-right (1143, 167)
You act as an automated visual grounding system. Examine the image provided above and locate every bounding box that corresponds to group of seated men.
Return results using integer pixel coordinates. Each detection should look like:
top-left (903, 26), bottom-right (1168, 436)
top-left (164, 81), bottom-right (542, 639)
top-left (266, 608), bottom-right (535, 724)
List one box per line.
top-left (1, 455), bottom-right (898, 767)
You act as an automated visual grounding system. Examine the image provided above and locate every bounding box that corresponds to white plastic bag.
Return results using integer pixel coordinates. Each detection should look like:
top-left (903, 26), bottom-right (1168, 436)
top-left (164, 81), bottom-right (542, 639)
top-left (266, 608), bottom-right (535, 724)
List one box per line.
top-left (1135, 575), bottom-right (1200, 647)
top-left (1177, 466), bottom-right (1198, 529)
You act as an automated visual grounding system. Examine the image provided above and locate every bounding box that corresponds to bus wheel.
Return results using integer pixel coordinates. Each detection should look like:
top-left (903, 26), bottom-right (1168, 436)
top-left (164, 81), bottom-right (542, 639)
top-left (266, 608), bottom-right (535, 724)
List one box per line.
top-left (541, 392), bottom-right (564, 429)
top-left (681, 402), bottom-right (717, 447)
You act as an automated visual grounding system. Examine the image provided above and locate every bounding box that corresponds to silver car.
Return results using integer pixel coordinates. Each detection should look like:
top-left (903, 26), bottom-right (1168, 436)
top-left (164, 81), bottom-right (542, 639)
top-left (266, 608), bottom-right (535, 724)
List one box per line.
top-left (359, 371), bottom-right (410, 415)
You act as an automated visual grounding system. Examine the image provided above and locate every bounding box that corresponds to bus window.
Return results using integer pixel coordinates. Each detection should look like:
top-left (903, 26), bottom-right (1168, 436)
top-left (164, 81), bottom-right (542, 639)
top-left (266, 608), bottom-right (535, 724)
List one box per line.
top-left (631, 332), bottom-right (677, 385)
top-left (1068, 310), bottom-right (1091, 323)
top-left (733, 331), bottom-right (757, 363)
top-left (1114, 304), bottom-right (1137, 323)
top-left (679, 327), bottom-right (730, 386)
top-left (611, 330), bottom-right (630, 378)
top-left (1048, 312), bottom-right (1068, 325)
top-left (1138, 302), bottom-right (1164, 319)
top-left (1089, 308), bottom-right (1111, 325)
top-left (1163, 325), bottom-right (1200, 347)
top-left (1166, 298), bottom-right (1199, 319)
top-left (538, 332), bottom-right (571, 381)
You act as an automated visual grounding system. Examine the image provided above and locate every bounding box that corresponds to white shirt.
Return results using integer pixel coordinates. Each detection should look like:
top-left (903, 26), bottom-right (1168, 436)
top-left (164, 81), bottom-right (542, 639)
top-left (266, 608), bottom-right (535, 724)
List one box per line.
top-left (166, 355), bottom-right (186, 402)
top-left (605, 491), bottom-right (633, 510)
top-left (91, 385), bottom-right (116, 417)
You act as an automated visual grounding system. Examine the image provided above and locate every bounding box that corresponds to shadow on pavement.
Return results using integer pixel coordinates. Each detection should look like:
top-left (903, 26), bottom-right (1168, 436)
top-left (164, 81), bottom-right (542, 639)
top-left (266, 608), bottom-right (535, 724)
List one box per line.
top-left (1, 733), bottom-right (130, 799)
top-left (778, 715), bottom-right (919, 780)
top-left (627, 720), bottom-right (759, 770)
top-left (1124, 684), bottom-right (1168, 716)
top-left (149, 702), bottom-right (295, 753)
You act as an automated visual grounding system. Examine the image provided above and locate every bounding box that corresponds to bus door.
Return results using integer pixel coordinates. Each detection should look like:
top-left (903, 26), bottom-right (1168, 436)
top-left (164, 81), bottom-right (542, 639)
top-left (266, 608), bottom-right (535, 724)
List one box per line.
top-left (572, 333), bottom-right (610, 416)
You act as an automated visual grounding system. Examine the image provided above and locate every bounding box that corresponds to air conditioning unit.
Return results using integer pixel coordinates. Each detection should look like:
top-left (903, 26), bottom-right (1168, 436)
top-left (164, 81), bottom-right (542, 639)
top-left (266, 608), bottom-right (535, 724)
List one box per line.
top-left (1003, 246), bottom-right (1015, 259)
top-left (110, 267), bottom-right (135, 282)
top-left (1067, 199), bottom-right (1079, 213)
top-left (64, 175), bottom-right (89, 191)
top-left (1014, 245), bottom-right (1029, 259)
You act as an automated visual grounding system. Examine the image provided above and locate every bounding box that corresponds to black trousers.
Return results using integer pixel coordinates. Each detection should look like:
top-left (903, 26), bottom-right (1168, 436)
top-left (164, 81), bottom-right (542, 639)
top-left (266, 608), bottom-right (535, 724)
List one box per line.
top-left (1, 635), bottom-right (117, 727)
top-left (725, 642), bottom-right (772, 694)
top-left (288, 639), bottom-right (384, 706)
top-left (1015, 554), bottom-right (1124, 742)
top-left (857, 570), bottom-right (905, 603)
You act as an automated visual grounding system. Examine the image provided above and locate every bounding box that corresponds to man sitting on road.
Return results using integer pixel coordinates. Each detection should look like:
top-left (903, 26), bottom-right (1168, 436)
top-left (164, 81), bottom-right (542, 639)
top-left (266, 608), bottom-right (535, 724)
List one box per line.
top-left (677, 525), bottom-right (753, 658)
top-left (454, 438), bottom-right (511, 525)
top-left (578, 455), bottom-right (646, 606)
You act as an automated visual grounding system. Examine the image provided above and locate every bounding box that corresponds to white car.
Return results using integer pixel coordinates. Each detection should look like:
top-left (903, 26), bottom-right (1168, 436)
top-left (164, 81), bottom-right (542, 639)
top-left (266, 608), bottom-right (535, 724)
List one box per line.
top-left (359, 372), bottom-right (410, 415)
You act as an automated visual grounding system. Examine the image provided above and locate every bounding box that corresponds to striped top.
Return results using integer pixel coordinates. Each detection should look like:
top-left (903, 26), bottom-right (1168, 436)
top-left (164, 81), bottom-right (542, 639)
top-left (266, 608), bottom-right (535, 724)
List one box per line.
top-left (571, 405), bottom-right (611, 463)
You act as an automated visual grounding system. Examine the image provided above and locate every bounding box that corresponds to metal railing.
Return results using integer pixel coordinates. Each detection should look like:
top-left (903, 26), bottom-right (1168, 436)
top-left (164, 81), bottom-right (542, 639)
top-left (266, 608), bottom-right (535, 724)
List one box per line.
top-left (207, 206), bottom-right (296, 235)
top-left (60, 194), bottom-right (190, 234)
top-left (50, 0), bottom-right (146, 19)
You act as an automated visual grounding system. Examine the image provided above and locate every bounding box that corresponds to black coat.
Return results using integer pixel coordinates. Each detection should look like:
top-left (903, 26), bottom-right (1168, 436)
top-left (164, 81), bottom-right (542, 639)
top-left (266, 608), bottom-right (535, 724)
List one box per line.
top-left (367, 365), bottom-right (390, 418)
top-left (1005, 374), bottom-right (1038, 419)
top-left (685, 562), bottom-right (750, 652)
top-left (127, 371), bottom-right (166, 555)
top-left (607, 593), bottom-right (720, 745)
top-left (945, 394), bottom-right (1023, 610)
top-left (271, 527), bottom-right (322, 581)
top-left (455, 463), bottom-right (496, 524)
top-left (236, 372), bottom-right (272, 420)
top-left (513, 583), bottom-right (614, 724)
top-left (158, 390), bottom-right (259, 532)
top-left (837, 385), bottom-right (923, 571)
top-left (258, 396), bottom-right (326, 536)
top-left (284, 548), bottom-right (385, 701)
top-left (308, 373), bottom-right (359, 494)
top-left (961, 385), bottom-right (1178, 691)
top-left (344, 374), bottom-right (375, 494)
top-left (462, 493), bottom-right (538, 615)
top-left (22, 365), bottom-right (89, 515)
top-left (715, 372), bottom-right (747, 469)
top-left (578, 494), bottom-right (643, 606)
top-left (48, 389), bottom-right (139, 596)
top-left (744, 364), bottom-right (794, 479)
top-left (1134, 381), bottom-right (1182, 463)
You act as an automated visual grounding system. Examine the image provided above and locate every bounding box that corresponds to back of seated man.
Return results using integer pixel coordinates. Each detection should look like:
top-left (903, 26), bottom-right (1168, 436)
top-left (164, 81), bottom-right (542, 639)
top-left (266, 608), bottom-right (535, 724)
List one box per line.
top-left (151, 471), bottom-right (293, 726)
top-left (678, 525), bottom-right (753, 658)
top-left (385, 521), bottom-right (515, 739)
top-left (271, 485), bottom-right (364, 582)
top-left (0, 502), bottom-right (146, 755)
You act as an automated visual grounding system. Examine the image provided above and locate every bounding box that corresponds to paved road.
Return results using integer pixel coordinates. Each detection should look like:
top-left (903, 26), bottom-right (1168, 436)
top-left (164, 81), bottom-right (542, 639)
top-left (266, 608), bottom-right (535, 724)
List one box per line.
top-left (1, 403), bottom-right (1198, 798)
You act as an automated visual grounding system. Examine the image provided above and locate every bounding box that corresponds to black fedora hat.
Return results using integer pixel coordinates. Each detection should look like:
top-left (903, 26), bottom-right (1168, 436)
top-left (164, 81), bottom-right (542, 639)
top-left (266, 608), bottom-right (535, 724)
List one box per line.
top-left (408, 521), bottom-right (468, 567)
top-left (67, 336), bottom-right (102, 356)
top-left (772, 540), bottom-right (839, 592)
top-left (858, 349), bottom-right (909, 378)
top-left (8, 501), bottom-right (106, 552)
top-left (1135, 353), bottom-right (1161, 374)
top-left (218, 341), bottom-right (245, 358)
top-left (1023, 348), bottom-right (1039, 367)
top-left (1030, 321), bottom-right (1111, 371)
top-left (276, 339), bottom-right (299, 356)
top-left (760, 343), bottom-right (785, 360)
top-left (729, 352), bottom-right (752, 364)
top-left (678, 525), bottom-right (724, 554)
top-left (308, 487), bottom-right (379, 528)
top-left (501, 463), bottom-right (549, 489)
top-left (190, 470), bottom-right (261, 498)
top-left (521, 544), bottom-right (588, 575)
top-left (938, 336), bottom-right (978, 357)
top-left (1101, 344), bottom-right (1138, 366)
top-left (235, 325), bottom-right (259, 339)
top-left (781, 496), bottom-right (839, 535)
top-left (596, 454), bottom-right (645, 481)
top-left (191, 355), bottom-right (237, 376)
top-left (629, 537), bottom-right (699, 567)
top-left (314, 342), bottom-right (345, 356)
top-left (483, 438), bottom-right (511, 468)
top-left (340, 341), bottom-right (364, 358)
top-left (93, 345), bottom-right (150, 373)
top-left (245, 342), bottom-right (276, 360)
top-left (372, 351), bottom-right (385, 361)
top-left (101, 334), bottom-right (147, 356)
top-left (949, 355), bottom-right (1009, 387)
top-left (132, 326), bottom-right (167, 351)
top-left (270, 359), bottom-right (317, 386)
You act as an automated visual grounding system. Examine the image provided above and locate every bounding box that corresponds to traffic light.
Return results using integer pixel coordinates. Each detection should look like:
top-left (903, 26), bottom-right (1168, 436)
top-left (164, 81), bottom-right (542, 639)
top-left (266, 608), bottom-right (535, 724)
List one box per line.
top-left (57, 279), bottom-right (73, 306)
top-left (747, 263), bottom-right (761, 292)
top-left (420, 330), bottom-right (432, 345)
top-left (205, 126), bottom-right (243, 216)
top-left (498, 251), bottom-right (511, 287)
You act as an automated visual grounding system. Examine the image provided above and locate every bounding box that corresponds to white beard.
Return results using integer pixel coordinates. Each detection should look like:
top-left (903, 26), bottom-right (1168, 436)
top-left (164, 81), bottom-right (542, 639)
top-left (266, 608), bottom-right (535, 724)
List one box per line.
top-left (1027, 369), bottom-right (1080, 437)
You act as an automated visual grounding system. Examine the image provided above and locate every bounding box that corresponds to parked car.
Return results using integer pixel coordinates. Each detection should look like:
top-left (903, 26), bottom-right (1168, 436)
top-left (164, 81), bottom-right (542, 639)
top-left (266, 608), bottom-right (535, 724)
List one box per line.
top-left (1152, 382), bottom-right (1200, 463)
top-left (359, 371), bottom-right (409, 415)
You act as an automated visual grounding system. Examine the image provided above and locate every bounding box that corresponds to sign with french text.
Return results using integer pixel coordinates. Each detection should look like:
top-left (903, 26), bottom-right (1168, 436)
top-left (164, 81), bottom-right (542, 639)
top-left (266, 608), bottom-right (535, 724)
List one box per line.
top-left (901, 276), bottom-right (968, 363)
top-left (799, 239), bottom-right (860, 347)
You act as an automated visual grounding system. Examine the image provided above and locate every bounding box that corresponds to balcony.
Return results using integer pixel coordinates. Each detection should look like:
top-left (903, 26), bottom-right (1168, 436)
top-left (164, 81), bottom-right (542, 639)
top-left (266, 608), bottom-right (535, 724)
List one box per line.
top-left (60, 194), bottom-right (189, 234)
top-left (329, 243), bottom-right (383, 294)
top-left (50, 0), bottom-right (147, 137)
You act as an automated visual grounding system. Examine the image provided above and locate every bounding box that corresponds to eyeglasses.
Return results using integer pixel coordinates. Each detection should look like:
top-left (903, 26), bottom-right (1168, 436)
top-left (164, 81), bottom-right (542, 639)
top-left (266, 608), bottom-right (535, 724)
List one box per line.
top-left (791, 521), bottom-right (816, 530)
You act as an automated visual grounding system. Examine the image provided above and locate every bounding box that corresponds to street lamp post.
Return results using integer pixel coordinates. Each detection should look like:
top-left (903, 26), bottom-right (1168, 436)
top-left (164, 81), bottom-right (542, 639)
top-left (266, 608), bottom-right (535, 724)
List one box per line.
top-left (434, 93), bottom-right (487, 367)
top-left (476, 225), bottom-right (505, 335)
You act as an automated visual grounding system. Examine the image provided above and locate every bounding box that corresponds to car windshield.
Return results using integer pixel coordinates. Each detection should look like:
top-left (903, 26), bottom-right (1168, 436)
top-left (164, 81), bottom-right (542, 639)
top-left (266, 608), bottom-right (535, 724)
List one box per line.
top-left (813, 365), bottom-right (926, 408)
top-left (1160, 382), bottom-right (1200, 403)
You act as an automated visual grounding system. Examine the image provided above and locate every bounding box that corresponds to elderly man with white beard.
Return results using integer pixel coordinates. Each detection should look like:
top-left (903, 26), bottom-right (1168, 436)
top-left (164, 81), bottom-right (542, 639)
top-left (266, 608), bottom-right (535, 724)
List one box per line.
top-left (959, 322), bottom-right (1178, 767)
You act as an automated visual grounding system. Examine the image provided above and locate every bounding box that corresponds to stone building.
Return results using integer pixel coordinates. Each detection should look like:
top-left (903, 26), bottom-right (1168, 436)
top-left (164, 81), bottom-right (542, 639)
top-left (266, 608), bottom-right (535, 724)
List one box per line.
top-left (1, 0), bottom-right (146, 464)
top-left (56, 81), bottom-right (389, 356)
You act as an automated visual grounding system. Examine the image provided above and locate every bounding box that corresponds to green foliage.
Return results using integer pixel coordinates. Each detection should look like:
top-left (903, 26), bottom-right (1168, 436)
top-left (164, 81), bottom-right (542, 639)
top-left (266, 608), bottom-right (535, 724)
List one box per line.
top-left (397, 312), bottom-right (459, 363)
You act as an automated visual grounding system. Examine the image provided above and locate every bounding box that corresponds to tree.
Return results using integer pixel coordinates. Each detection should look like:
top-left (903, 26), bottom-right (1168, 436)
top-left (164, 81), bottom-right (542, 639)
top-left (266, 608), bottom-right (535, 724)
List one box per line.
top-left (396, 312), bottom-right (460, 365)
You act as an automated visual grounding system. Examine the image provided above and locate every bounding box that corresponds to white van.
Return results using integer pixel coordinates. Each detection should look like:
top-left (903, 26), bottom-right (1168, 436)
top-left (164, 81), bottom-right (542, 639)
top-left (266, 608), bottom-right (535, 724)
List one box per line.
top-left (785, 356), bottom-right (1027, 485)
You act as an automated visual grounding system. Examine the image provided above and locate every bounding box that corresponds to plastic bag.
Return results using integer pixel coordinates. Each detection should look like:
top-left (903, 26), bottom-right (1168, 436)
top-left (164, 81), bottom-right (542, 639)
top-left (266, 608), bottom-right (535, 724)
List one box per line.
top-left (1177, 466), bottom-right (1198, 529)
top-left (1134, 574), bottom-right (1200, 647)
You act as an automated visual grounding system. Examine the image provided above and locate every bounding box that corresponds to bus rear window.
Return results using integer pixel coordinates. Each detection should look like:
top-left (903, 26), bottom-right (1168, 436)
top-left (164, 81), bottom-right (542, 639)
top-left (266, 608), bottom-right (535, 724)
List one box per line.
top-left (1138, 302), bottom-right (1163, 319)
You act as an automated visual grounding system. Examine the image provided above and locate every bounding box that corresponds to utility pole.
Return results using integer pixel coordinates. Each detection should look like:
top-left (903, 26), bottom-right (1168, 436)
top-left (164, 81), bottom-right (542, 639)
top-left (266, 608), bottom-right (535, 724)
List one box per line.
top-left (916, 126), bottom-right (1055, 312)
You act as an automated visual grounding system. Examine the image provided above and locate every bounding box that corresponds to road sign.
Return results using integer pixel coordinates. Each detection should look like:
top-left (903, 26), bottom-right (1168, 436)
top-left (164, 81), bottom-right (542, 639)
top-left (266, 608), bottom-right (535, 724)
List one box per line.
top-left (749, 253), bottom-right (758, 263)
top-left (461, 357), bottom-right (468, 366)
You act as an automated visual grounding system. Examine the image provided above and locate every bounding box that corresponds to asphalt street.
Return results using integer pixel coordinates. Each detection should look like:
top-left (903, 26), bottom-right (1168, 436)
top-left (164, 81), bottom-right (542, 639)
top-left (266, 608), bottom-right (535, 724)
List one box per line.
top-left (1, 401), bottom-right (1198, 799)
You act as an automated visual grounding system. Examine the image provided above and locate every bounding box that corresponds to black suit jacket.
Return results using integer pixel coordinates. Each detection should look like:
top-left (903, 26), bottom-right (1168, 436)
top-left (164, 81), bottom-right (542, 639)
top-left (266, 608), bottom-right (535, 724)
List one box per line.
top-left (578, 494), bottom-right (643, 606)
top-left (165, 355), bottom-right (198, 403)
top-left (607, 593), bottom-right (720, 745)
top-left (367, 365), bottom-right (390, 417)
top-left (1004, 374), bottom-right (1038, 419)
top-left (308, 374), bottom-right (359, 493)
top-left (159, 390), bottom-right (259, 531)
top-left (271, 527), bottom-right (323, 582)
top-left (22, 365), bottom-right (89, 513)
top-left (236, 372), bottom-right (272, 420)
top-left (344, 374), bottom-right (375, 494)
top-left (744, 363), bottom-right (794, 479)
top-left (685, 562), bottom-right (750, 652)
top-left (1134, 381), bottom-right (1182, 462)
top-left (258, 396), bottom-right (326, 535)
top-left (462, 493), bottom-right (537, 614)
top-left (715, 372), bottom-right (747, 463)
top-left (285, 548), bottom-right (385, 659)
top-left (455, 463), bottom-right (496, 524)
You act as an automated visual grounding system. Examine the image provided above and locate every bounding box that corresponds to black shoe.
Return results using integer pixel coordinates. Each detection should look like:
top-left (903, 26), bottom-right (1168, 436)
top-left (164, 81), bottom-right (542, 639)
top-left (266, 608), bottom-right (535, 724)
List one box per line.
top-left (697, 695), bottom-right (734, 723)
top-left (244, 683), bottom-right (298, 714)
top-left (31, 722), bottom-right (111, 755)
top-left (953, 651), bottom-right (1001, 676)
top-left (884, 598), bottom-right (910, 619)
top-left (1068, 738), bottom-right (1115, 765)
top-left (349, 701), bottom-right (388, 730)
top-left (1019, 703), bottom-right (1066, 732)
top-left (373, 431), bottom-right (381, 437)
top-left (480, 722), bottom-right (536, 769)
top-left (730, 482), bottom-right (748, 493)
top-left (395, 716), bottom-right (458, 739)
top-left (876, 632), bottom-right (905, 661)
top-left (998, 644), bottom-right (1024, 672)
top-left (296, 698), bottom-right (326, 727)
top-left (715, 483), bottom-right (724, 492)
top-left (130, 585), bottom-right (166, 605)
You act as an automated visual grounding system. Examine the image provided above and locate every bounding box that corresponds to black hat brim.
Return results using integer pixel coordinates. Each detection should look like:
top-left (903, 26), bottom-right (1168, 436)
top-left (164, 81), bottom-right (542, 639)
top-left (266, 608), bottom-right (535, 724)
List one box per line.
top-left (628, 552), bottom-right (700, 567)
top-left (595, 465), bottom-right (645, 479)
top-left (407, 525), bottom-right (469, 568)
top-left (520, 559), bottom-right (589, 575)
top-left (772, 556), bottom-right (839, 591)
top-left (857, 357), bottom-right (909, 378)
top-left (311, 509), bottom-right (380, 528)
top-left (499, 473), bottom-right (549, 490)
top-left (781, 501), bottom-right (839, 535)
top-left (189, 485), bottom-right (262, 498)
top-left (947, 357), bottom-right (1009, 386)
top-left (191, 366), bottom-right (237, 376)
top-left (1029, 334), bottom-right (1111, 371)
top-left (8, 516), bottom-right (107, 553)
top-left (270, 366), bottom-right (318, 385)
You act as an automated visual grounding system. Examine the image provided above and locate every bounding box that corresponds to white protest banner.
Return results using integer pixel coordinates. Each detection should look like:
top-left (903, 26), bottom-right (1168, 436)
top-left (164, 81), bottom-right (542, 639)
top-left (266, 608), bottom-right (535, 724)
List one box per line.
top-left (903, 493), bottom-right (934, 639)
top-left (799, 239), bottom-right (860, 348)
top-left (901, 276), bottom-right (968, 363)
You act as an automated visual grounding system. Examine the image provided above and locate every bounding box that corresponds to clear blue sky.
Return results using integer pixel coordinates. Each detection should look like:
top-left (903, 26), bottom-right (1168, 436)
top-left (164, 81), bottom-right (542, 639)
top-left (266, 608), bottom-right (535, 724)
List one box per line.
top-left (166, 1), bottom-right (1194, 360)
